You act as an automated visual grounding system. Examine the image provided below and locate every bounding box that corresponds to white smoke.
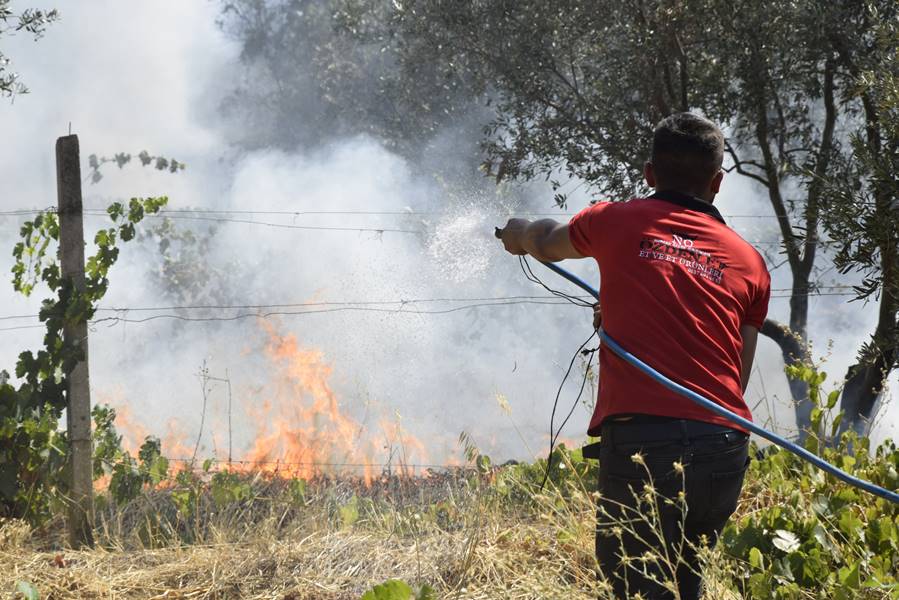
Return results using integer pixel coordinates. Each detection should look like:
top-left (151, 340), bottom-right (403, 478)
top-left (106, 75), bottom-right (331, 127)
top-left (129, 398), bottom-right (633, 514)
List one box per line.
top-left (0, 0), bottom-right (894, 467)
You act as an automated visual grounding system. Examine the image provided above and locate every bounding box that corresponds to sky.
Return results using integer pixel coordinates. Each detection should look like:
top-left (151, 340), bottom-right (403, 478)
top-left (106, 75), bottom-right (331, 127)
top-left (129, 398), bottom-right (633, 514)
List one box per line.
top-left (0, 1), bottom-right (894, 468)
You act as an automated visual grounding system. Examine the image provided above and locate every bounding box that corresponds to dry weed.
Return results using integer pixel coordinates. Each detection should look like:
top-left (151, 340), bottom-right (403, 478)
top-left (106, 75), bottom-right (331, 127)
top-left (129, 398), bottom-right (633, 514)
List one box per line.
top-left (1, 466), bottom-right (742, 600)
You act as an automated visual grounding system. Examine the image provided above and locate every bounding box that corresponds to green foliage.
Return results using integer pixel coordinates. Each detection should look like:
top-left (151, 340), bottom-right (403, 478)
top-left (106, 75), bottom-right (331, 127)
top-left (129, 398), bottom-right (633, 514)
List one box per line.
top-left (210, 470), bottom-right (253, 509)
top-left (218, 0), bottom-right (482, 159)
top-left (98, 424), bottom-right (169, 507)
top-left (721, 437), bottom-right (899, 599)
top-left (0, 374), bottom-right (66, 524)
top-left (720, 361), bottom-right (899, 598)
top-left (360, 579), bottom-right (436, 600)
top-left (338, 494), bottom-right (360, 529)
top-left (0, 198), bottom-right (167, 523)
top-left (817, 4), bottom-right (899, 429)
top-left (388, 1), bottom-right (827, 200)
top-left (784, 363), bottom-right (841, 452)
top-left (288, 477), bottom-right (307, 506)
top-left (459, 430), bottom-right (598, 507)
top-left (495, 443), bottom-right (598, 503)
top-left (0, 3), bottom-right (59, 97)
top-left (86, 151), bottom-right (185, 184)
top-left (821, 4), bottom-right (899, 303)
top-left (171, 470), bottom-right (201, 521)
top-left (15, 580), bottom-right (40, 600)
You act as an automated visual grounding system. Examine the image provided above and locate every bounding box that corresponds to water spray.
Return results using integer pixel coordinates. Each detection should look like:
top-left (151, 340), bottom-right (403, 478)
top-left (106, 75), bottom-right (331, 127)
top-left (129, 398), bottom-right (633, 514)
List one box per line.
top-left (496, 228), bottom-right (899, 504)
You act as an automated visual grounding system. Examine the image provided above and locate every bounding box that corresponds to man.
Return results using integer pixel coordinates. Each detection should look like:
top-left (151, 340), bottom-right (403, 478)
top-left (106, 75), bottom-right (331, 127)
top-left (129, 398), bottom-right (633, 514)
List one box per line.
top-left (497, 112), bottom-right (770, 599)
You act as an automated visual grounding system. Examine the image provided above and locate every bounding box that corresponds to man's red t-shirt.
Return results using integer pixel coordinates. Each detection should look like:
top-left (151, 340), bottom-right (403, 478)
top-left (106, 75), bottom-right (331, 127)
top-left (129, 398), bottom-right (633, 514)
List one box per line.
top-left (568, 191), bottom-right (771, 435)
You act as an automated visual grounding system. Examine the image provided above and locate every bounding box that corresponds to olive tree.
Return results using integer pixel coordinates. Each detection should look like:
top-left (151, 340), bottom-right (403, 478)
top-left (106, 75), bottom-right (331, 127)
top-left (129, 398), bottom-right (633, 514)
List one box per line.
top-left (385, 0), bottom-right (867, 436)
top-left (217, 0), bottom-right (483, 159)
top-left (218, 0), bottom-right (897, 436)
top-left (822, 2), bottom-right (899, 434)
top-left (0, 3), bottom-right (58, 97)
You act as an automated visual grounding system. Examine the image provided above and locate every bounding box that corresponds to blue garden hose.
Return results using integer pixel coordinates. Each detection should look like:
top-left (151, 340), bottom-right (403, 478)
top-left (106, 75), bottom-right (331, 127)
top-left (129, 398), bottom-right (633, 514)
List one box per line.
top-left (538, 260), bottom-right (899, 505)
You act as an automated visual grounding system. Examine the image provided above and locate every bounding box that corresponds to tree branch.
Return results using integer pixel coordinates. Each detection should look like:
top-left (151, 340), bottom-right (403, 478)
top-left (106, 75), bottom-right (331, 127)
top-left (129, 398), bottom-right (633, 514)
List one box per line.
top-left (800, 57), bottom-right (836, 276)
top-left (760, 318), bottom-right (803, 362)
top-left (724, 141), bottom-right (770, 187)
top-left (674, 31), bottom-right (689, 111)
top-left (754, 97), bottom-right (802, 272)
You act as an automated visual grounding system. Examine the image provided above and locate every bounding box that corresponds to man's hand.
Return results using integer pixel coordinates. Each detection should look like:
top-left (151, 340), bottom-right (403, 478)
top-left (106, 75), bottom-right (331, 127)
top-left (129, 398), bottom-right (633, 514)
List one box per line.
top-left (593, 303), bottom-right (602, 330)
top-left (495, 218), bottom-right (585, 262)
top-left (498, 218), bottom-right (529, 255)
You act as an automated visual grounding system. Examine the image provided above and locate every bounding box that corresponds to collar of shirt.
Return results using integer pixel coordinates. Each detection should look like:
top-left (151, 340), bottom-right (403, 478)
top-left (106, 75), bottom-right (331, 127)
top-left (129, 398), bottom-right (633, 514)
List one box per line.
top-left (647, 190), bottom-right (727, 225)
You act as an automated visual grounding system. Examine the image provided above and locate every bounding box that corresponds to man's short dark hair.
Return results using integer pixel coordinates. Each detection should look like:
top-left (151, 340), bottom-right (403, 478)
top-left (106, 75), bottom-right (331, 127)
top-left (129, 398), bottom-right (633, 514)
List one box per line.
top-left (651, 112), bottom-right (725, 192)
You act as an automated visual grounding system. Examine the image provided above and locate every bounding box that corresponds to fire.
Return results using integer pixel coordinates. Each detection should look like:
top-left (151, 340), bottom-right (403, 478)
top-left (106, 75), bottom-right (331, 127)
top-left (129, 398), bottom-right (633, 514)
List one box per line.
top-left (110, 402), bottom-right (148, 457)
top-left (232, 321), bottom-right (428, 484)
top-left (96, 388), bottom-right (192, 467)
top-left (378, 416), bottom-right (429, 478)
top-left (160, 419), bottom-right (196, 471)
top-left (96, 320), bottom-right (430, 486)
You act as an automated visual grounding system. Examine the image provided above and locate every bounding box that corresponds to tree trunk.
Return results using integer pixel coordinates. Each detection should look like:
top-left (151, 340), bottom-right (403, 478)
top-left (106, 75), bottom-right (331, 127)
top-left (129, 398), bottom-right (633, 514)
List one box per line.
top-left (760, 317), bottom-right (809, 437)
top-left (838, 209), bottom-right (898, 436)
top-left (753, 103), bottom-right (815, 438)
top-left (839, 308), bottom-right (896, 437)
top-left (840, 363), bottom-right (885, 437)
top-left (751, 57), bottom-right (835, 440)
top-left (829, 38), bottom-right (899, 436)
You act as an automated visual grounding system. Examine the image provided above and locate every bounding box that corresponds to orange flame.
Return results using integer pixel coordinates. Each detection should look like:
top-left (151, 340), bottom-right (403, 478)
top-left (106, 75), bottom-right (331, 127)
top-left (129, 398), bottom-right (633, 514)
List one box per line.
top-left (111, 402), bottom-right (148, 456)
top-left (234, 321), bottom-right (428, 484)
top-left (97, 321), bottom-right (429, 486)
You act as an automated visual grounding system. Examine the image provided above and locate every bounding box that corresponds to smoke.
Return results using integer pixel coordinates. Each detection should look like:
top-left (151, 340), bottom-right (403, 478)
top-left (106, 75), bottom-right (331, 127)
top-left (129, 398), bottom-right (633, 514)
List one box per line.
top-left (0, 1), bottom-right (894, 469)
top-left (715, 174), bottom-right (899, 445)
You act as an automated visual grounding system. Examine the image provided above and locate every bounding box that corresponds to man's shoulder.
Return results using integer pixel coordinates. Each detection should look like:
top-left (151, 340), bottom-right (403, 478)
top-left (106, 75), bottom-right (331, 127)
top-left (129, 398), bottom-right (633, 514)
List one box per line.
top-left (581, 197), bottom-right (642, 215)
top-left (718, 228), bottom-right (770, 280)
top-left (719, 226), bottom-right (764, 257)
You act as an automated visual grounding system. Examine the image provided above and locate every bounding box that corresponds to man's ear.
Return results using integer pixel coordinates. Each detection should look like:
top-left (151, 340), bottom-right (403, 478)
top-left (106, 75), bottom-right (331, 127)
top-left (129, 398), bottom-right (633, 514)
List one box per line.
top-left (644, 162), bottom-right (657, 188)
top-left (710, 170), bottom-right (724, 194)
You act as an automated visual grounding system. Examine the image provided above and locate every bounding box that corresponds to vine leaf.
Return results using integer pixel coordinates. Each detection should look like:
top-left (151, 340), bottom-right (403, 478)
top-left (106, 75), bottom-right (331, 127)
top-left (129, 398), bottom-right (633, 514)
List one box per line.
top-left (87, 151), bottom-right (185, 183)
top-left (2, 196), bottom-right (168, 524)
top-left (15, 581), bottom-right (40, 600)
top-left (772, 529), bottom-right (800, 553)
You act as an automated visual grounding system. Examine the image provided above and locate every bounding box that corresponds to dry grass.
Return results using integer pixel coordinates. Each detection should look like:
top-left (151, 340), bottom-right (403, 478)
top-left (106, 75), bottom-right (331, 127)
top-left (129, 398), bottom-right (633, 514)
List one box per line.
top-left (0, 518), bottom-right (599, 599)
top-left (0, 468), bottom-right (742, 600)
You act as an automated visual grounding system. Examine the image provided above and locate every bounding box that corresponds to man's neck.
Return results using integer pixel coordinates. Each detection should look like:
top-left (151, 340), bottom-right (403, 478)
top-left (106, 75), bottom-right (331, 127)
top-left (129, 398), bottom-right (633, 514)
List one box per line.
top-left (655, 187), bottom-right (714, 204)
top-left (648, 190), bottom-right (727, 224)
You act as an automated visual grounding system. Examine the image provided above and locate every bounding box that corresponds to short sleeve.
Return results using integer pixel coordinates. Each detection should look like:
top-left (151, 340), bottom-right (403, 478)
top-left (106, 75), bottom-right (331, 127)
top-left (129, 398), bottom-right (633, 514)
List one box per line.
top-left (568, 202), bottom-right (612, 259)
top-left (744, 267), bottom-right (771, 329)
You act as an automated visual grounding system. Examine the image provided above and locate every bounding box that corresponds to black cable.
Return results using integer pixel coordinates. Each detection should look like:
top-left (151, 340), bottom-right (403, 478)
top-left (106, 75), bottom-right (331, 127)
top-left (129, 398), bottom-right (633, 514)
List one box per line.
top-left (0, 295), bottom-right (592, 323)
top-left (0, 288), bottom-right (860, 325)
top-left (94, 295), bottom-right (578, 312)
top-left (519, 256), bottom-right (594, 307)
top-left (552, 345), bottom-right (599, 449)
top-left (87, 300), bottom-right (577, 326)
top-left (515, 255), bottom-right (599, 489)
top-left (540, 330), bottom-right (597, 490)
top-left (86, 213), bottom-right (422, 234)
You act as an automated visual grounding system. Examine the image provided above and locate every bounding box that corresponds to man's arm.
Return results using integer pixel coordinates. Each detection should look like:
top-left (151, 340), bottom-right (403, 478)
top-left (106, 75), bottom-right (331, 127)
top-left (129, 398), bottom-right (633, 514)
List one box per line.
top-left (739, 324), bottom-right (759, 392)
top-left (498, 218), bottom-right (585, 262)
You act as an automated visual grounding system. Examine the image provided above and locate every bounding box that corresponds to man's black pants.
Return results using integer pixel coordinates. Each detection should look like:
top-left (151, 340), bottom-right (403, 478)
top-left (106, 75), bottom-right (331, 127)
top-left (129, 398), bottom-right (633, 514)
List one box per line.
top-left (594, 418), bottom-right (750, 600)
